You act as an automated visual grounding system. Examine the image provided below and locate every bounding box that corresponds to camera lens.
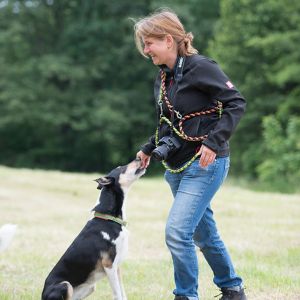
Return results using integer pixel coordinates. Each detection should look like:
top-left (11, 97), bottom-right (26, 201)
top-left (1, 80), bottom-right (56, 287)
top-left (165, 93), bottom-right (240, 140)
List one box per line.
top-left (152, 147), bottom-right (166, 161)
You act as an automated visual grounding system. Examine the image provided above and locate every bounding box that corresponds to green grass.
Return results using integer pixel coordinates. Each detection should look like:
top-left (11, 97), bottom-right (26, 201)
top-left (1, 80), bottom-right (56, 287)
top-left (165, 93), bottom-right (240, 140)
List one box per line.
top-left (0, 165), bottom-right (299, 300)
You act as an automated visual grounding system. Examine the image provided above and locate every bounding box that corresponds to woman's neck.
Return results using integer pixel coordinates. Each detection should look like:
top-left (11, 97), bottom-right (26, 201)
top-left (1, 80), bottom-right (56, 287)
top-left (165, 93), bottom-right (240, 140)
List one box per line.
top-left (165, 51), bottom-right (178, 70)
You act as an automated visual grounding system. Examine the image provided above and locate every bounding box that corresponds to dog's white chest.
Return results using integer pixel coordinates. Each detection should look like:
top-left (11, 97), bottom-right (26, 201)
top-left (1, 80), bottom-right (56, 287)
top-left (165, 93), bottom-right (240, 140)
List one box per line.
top-left (113, 227), bottom-right (129, 265)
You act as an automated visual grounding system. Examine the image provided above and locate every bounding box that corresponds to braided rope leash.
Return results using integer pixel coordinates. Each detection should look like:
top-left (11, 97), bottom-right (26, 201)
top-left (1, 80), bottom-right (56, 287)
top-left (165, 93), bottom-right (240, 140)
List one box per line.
top-left (155, 70), bottom-right (223, 173)
top-left (155, 119), bottom-right (201, 174)
top-left (162, 152), bottom-right (201, 173)
top-left (160, 70), bottom-right (223, 142)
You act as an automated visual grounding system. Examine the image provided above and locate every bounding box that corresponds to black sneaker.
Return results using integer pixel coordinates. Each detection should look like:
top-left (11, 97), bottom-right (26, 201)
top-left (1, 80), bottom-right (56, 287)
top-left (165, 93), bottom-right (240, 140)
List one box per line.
top-left (217, 287), bottom-right (247, 300)
top-left (174, 296), bottom-right (189, 300)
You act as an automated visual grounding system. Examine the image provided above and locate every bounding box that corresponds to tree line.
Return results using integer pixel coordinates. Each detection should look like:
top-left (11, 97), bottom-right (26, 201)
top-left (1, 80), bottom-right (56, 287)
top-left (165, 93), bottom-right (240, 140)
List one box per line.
top-left (0, 0), bottom-right (299, 192)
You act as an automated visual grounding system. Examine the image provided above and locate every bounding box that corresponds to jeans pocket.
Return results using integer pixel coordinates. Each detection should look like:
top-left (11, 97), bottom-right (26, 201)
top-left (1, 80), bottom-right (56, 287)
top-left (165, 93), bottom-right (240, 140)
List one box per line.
top-left (187, 159), bottom-right (217, 177)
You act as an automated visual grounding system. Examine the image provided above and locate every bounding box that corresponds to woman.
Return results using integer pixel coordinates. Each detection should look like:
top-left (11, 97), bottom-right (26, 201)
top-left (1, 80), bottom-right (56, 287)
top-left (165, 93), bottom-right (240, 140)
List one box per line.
top-left (134, 9), bottom-right (247, 300)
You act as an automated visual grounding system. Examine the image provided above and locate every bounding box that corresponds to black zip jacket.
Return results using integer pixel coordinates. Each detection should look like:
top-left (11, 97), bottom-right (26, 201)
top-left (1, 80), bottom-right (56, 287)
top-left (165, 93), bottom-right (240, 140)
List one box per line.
top-left (141, 54), bottom-right (246, 169)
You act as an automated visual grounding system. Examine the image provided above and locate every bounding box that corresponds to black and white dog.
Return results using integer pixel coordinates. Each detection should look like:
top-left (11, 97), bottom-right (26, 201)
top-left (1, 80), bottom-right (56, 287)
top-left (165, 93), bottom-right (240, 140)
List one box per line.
top-left (42, 158), bottom-right (145, 300)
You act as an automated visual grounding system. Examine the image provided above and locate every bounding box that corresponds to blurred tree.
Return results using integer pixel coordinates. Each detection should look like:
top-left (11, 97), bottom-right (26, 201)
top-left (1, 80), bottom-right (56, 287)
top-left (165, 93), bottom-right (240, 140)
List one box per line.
top-left (209, 0), bottom-right (300, 183)
top-left (0, 0), bottom-right (157, 171)
top-left (0, 0), bottom-right (221, 172)
top-left (257, 116), bottom-right (300, 192)
top-left (2, 0), bottom-right (299, 191)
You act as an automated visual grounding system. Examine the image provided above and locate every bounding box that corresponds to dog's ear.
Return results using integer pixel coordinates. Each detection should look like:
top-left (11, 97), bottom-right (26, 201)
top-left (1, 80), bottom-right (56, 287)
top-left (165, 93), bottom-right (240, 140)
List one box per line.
top-left (94, 176), bottom-right (115, 190)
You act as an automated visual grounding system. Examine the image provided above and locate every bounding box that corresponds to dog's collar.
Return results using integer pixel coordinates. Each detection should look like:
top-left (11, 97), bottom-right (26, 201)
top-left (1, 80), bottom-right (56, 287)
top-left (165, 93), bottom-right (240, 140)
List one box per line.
top-left (94, 212), bottom-right (127, 226)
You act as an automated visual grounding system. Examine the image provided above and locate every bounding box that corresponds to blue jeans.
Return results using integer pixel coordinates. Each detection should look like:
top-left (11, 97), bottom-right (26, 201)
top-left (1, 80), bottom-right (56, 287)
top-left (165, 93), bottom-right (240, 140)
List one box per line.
top-left (164, 157), bottom-right (243, 300)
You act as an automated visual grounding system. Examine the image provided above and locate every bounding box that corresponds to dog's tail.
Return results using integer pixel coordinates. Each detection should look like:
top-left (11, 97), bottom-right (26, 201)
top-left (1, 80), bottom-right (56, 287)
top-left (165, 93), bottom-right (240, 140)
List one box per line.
top-left (42, 281), bottom-right (73, 300)
top-left (0, 224), bottom-right (17, 252)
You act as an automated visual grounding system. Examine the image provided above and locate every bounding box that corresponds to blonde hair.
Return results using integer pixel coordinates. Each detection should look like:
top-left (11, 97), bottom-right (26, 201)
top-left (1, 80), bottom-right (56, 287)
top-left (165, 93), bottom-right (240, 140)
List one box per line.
top-left (133, 8), bottom-right (198, 58)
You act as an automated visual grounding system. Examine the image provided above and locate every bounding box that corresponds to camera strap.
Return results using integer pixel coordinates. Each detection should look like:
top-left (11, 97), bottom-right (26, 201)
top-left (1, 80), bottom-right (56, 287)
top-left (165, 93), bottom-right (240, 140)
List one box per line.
top-left (170, 56), bottom-right (185, 137)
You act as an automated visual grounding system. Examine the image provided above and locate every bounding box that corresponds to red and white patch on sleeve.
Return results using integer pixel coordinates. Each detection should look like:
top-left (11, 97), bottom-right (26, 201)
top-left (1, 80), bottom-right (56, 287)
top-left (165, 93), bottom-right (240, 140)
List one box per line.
top-left (226, 81), bottom-right (234, 88)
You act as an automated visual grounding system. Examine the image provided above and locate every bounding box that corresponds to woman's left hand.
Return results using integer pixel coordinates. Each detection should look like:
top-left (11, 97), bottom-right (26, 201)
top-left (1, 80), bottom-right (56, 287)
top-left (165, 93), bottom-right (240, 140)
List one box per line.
top-left (198, 145), bottom-right (216, 168)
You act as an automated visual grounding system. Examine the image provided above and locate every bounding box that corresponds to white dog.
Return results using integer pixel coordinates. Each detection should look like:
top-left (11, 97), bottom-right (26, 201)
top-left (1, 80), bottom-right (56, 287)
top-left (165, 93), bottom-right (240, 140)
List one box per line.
top-left (0, 224), bottom-right (17, 252)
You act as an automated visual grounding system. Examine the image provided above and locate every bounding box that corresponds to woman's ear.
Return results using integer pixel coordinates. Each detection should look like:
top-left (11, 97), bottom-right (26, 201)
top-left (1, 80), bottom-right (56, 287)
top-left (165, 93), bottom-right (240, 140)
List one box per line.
top-left (165, 34), bottom-right (174, 49)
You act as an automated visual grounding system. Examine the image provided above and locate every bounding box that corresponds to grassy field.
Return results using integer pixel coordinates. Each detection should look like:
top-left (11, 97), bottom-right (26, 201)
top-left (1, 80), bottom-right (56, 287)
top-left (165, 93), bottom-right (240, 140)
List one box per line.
top-left (0, 165), bottom-right (299, 300)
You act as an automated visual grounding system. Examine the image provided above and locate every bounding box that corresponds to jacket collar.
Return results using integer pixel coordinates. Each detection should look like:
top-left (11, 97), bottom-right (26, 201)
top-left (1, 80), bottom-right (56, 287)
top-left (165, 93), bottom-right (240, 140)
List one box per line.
top-left (159, 56), bottom-right (181, 76)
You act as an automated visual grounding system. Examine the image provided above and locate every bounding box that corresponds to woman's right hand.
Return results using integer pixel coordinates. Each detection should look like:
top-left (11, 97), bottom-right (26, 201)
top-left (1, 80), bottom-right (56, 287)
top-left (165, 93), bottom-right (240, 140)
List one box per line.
top-left (136, 150), bottom-right (151, 169)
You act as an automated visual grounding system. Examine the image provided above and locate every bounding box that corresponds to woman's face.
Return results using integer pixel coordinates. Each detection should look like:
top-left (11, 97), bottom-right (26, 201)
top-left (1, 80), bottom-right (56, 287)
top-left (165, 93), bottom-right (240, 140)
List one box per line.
top-left (142, 36), bottom-right (172, 66)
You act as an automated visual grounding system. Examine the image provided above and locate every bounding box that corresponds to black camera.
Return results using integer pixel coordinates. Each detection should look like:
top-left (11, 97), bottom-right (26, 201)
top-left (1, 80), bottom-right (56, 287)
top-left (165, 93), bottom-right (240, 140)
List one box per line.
top-left (152, 136), bottom-right (181, 161)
